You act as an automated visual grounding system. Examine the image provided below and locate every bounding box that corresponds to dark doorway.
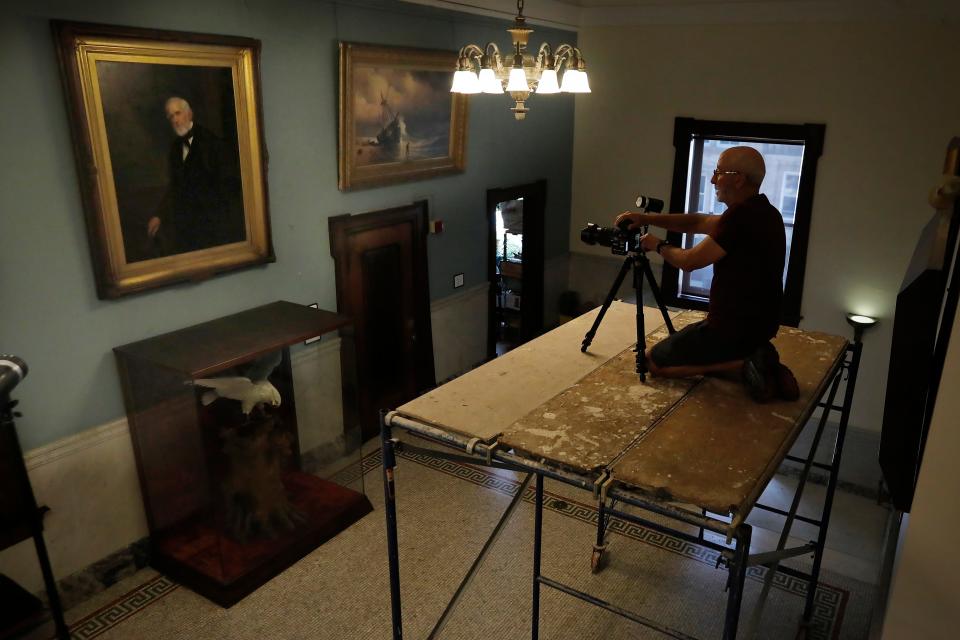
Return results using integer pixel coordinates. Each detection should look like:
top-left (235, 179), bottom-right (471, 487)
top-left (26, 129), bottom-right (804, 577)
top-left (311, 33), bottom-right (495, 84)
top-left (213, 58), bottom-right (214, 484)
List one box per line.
top-left (487, 180), bottom-right (546, 359)
top-left (329, 201), bottom-right (435, 441)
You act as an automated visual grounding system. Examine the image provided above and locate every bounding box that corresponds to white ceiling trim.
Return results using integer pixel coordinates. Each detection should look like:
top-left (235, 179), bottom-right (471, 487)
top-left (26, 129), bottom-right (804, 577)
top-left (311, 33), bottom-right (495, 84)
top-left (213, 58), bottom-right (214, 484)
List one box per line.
top-left (399, 0), bottom-right (585, 31)
top-left (399, 0), bottom-right (959, 28)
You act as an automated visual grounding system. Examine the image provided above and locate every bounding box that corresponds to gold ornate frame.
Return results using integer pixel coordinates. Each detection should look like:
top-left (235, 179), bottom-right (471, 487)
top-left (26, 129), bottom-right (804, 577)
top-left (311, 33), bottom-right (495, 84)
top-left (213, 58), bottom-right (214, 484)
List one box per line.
top-left (53, 21), bottom-right (273, 299)
top-left (338, 42), bottom-right (468, 191)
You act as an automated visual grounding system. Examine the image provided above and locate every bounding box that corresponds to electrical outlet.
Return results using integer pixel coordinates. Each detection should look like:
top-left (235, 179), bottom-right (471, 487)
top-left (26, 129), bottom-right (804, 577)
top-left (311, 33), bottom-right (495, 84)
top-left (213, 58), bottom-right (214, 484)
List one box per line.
top-left (453, 273), bottom-right (464, 288)
top-left (305, 303), bottom-right (322, 344)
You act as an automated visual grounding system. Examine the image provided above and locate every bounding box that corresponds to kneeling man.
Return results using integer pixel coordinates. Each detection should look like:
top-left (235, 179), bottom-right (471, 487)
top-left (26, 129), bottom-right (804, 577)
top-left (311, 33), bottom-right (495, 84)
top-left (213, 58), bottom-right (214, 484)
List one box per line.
top-left (615, 146), bottom-right (797, 402)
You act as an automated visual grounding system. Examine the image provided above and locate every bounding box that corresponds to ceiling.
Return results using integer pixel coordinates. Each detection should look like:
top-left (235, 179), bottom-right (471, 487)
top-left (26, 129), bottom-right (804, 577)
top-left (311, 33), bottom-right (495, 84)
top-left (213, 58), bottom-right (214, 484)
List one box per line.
top-left (400, 0), bottom-right (958, 30)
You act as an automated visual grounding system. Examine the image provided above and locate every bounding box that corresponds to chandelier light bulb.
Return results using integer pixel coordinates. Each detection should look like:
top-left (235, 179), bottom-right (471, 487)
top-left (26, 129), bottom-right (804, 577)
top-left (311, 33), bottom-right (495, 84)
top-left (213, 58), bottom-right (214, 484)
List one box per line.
top-left (536, 69), bottom-right (560, 94)
top-left (450, 69), bottom-right (469, 93)
top-left (506, 67), bottom-right (530, 93)
top-left (478, 68), bottom-right (504, 94)
top-left (560, 69), bottom-right (591, 93)
top-left (456, 69), bottom-right (482, 94)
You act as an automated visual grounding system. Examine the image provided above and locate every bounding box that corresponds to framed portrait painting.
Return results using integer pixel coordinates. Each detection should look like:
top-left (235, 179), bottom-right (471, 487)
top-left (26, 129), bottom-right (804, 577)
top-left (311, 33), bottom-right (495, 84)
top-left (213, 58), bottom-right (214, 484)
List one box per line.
top-left (53, 21), bottom-right (273, 299)
top-left (338, 42), bottom-right (468, 191)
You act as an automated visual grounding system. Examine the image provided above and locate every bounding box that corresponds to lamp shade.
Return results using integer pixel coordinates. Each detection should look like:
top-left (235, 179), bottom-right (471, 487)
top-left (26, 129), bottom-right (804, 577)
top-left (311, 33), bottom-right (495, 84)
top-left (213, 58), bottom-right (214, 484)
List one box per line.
top-left (478, 68), bottom-right (504, 94)
top-left (451, 70), bottom-right (481, 94)
top-left (535, 69), bottom-right (560, 94)
top-left (560, 69), bottom-right (591, 93)
top-left (506, 67), bottom-right (530, 93)
top-left (846, 314), bottom-right (877, 328)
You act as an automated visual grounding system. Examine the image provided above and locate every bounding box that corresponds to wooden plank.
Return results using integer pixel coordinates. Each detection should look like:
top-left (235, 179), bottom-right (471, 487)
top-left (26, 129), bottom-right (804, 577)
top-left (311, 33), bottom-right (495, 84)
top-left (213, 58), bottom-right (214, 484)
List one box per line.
top-left (500, 312), bottom-right (703, 473)
top-left (610, 326), bottom-right (848, 515)
top-left (395, 302), bottom-right (676, 441)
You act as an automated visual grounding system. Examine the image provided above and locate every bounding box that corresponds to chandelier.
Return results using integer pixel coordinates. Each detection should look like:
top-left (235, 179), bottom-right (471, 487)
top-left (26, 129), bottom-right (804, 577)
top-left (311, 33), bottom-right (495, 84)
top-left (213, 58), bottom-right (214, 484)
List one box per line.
top-left (450, 0), bottom-right (590, 120)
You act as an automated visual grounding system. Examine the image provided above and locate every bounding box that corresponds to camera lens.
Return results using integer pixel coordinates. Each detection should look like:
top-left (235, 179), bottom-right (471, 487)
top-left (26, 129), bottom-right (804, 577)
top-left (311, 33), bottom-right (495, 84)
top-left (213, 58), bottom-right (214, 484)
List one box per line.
top-left (580, 223), bottom-right (599, 245)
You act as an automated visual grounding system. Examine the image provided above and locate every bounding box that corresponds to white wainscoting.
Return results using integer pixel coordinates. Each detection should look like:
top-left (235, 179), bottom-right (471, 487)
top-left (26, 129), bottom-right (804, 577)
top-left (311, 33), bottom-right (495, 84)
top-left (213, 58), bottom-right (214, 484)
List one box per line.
top-left (430, 282), bottom-right (489, 383)
top-left (0, 417), bottom-right (148, 595)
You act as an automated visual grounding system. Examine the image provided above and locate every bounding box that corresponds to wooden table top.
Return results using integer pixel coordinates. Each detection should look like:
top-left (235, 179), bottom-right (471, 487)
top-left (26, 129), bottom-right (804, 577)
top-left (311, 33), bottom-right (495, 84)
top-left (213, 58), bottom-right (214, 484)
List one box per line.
top-left (610, 323), bottom-right (847, 516)
top-left (396, 302), bottom-right (848, 518)
top-left (395, 302), bottom-right (676, 442)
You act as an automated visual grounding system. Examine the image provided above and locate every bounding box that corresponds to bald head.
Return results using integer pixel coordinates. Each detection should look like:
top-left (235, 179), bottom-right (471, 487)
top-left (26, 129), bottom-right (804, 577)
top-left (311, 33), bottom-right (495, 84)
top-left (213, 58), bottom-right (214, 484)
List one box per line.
top-left (722, 146), bottom-right (766, 188)
top-left (164, 96), bottom-right (194, 137)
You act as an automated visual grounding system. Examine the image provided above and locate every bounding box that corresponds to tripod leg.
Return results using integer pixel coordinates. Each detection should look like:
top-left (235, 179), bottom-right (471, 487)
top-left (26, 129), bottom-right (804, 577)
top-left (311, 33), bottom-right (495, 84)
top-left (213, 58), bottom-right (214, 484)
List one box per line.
top-left (581, 256), bottom-right (634, 352)
top-left (633, 259), bottom-right (648, 381)
top-left (640, 255), bottom-right (675, 334)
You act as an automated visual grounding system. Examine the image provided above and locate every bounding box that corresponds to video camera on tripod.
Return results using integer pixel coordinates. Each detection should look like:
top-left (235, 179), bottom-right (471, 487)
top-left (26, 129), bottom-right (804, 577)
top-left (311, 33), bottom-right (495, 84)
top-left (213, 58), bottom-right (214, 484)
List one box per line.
top-left (580, 196), bottom-right (664, 255)
top-left (577, 196), bottom-right (674, 381)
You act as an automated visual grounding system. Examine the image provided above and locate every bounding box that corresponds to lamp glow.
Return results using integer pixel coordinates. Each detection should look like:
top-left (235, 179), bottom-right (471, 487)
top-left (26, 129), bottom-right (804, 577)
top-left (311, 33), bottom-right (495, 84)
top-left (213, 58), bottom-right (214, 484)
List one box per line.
top-left (536, 69), bottom-right (560, 94)
top-left (845, 313), bottom-right (878, 343)
top-left (506, 68), bottom-right (530, 93)
top-left (457, 70), bottom-right (482, 94)
top-left (478, 68), bottom-right (503, 94)
top-left (560, 69), bottom-right (591, 93)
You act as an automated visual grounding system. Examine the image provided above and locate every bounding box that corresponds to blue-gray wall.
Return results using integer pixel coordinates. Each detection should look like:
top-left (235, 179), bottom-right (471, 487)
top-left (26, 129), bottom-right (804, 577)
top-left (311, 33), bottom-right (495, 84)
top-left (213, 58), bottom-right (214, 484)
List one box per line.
top-left (0, 0), bottom-right (575, 449)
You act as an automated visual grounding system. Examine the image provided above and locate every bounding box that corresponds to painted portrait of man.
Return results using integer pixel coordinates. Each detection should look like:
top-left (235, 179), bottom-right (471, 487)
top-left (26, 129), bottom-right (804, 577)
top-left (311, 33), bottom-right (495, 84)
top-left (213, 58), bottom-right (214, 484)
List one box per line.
top-left (98, 62), bottom-right (246, 262)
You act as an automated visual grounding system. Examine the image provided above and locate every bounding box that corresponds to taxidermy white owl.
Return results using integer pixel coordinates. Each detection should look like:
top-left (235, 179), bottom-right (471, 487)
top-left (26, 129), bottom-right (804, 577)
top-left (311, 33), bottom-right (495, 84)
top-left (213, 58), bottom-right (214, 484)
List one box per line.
top-left (191, 351), bottom-right (282, 415)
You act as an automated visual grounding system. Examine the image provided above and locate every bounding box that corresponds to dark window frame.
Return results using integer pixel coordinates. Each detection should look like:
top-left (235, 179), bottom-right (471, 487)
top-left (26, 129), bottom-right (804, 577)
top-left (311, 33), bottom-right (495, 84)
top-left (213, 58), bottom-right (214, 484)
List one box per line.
top-left (663, 117), bottom-right (826, 327)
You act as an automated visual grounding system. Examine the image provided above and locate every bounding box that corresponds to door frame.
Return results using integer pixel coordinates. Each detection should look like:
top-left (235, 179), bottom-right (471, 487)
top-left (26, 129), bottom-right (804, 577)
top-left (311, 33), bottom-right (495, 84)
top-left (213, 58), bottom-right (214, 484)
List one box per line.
top-left (486, 180), bottom-right (547, 359)
top-left (329, 200), bottom-right (436, 438)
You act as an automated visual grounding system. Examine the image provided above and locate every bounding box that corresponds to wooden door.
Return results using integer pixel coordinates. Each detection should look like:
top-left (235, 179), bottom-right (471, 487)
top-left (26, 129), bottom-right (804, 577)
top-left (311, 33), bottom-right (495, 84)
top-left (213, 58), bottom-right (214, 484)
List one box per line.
top-left (329, 201), bottom-right (435, 440)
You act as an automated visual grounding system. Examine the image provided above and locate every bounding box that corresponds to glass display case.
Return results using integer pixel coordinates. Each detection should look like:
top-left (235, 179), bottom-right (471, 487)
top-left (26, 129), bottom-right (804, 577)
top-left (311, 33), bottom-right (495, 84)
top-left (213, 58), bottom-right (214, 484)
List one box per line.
top-left (114, 301), bottom-right (371, 607)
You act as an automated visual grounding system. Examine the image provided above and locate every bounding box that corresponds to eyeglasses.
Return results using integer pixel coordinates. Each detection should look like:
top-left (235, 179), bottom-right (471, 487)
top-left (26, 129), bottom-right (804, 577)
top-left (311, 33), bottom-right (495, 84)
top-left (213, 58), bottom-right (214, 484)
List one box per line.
top-left (712, 170), bottom-right (741, 178)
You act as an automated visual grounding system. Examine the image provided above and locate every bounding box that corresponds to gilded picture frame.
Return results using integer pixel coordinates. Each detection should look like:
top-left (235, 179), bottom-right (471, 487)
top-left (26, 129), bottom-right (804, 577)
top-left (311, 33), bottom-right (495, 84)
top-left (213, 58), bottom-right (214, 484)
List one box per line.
top-left (53, 21), bottom-right (273, 299)
top-left (338, 42), bottom-right (468, 191)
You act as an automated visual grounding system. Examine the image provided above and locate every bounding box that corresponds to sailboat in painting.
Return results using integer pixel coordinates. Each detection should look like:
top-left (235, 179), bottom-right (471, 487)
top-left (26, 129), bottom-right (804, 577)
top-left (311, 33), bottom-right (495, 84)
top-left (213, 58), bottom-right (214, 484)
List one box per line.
top-left (358, 93), bottom-right (409, 165)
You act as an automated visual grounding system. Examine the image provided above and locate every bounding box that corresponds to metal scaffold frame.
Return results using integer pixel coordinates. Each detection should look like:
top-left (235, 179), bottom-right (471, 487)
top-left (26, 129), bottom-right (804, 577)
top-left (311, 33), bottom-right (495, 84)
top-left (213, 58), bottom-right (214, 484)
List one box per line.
top-left (380, 341), bottom-right (861, 639)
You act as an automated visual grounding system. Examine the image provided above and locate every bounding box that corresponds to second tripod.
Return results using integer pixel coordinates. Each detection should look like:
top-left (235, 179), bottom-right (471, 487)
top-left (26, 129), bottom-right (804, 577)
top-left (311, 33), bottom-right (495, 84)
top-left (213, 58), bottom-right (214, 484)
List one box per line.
top-left (580, 239), bottom-right (675, 381)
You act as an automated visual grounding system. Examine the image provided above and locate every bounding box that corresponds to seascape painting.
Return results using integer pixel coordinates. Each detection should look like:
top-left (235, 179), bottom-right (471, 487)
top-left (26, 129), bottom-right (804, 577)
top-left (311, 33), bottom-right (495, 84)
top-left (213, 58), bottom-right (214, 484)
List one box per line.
top-left (353, 66), bottom-right (452, 167)
top-left (338, 43), bottom-right (467, 190)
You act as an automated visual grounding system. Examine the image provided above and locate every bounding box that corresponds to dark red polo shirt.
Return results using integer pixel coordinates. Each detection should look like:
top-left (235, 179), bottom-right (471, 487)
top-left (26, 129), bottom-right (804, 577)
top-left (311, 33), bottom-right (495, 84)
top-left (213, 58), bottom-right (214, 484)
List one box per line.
top-left (707, 193), bottom-right (786, 350)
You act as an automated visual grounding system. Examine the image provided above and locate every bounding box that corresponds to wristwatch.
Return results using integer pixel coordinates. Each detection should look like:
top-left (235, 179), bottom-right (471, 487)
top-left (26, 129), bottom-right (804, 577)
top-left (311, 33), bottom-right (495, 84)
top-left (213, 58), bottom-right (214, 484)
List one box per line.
top-left (655, 240), bottom-right (670, 255)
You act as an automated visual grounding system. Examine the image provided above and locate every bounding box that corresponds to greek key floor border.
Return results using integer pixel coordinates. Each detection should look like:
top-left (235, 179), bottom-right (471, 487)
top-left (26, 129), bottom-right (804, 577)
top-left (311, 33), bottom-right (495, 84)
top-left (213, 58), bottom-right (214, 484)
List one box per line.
top-left (62, 445), bottom-right (848, 640)
top-left (386, 447), bottom-right (848, 640)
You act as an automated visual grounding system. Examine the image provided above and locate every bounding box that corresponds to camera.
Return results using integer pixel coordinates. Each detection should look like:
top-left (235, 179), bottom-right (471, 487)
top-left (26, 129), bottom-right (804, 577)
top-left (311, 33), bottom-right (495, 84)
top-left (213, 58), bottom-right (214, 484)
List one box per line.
top-left (0, 355), bottom-right (27, 397)
top-left (579, 195), bottom-right (664, 256)
top-left (580, 222), bottom-right (641, 255)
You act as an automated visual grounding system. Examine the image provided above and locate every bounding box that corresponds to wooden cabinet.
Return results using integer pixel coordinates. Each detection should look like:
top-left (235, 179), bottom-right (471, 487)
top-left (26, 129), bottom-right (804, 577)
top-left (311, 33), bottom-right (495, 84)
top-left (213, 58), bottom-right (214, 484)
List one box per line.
top-left (114, 301), bottom-right (372, 607)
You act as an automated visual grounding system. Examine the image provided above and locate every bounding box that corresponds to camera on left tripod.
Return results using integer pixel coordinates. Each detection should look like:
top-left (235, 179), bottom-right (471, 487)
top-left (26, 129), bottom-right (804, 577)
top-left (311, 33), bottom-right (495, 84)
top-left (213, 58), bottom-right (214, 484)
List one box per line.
top-left (580, 194), bottom-right (664, 256)
top-left (580, 222), bottom-right (643, 256)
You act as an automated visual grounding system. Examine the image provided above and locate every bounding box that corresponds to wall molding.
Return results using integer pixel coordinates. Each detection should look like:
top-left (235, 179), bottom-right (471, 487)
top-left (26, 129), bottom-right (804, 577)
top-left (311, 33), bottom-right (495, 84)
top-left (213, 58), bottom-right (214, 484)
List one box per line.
top-left (23, 416), bottom-right (129, 471)
top-left (430, 282), bottom-right (488, 312)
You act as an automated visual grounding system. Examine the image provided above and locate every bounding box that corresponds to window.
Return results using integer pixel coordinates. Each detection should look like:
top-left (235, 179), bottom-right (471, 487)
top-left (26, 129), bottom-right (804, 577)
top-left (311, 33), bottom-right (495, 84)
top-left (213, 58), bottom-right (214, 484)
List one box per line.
top-left (662, 118), bottom-right (826, 326)
top-left (780, 171), bottom-right (799, 220)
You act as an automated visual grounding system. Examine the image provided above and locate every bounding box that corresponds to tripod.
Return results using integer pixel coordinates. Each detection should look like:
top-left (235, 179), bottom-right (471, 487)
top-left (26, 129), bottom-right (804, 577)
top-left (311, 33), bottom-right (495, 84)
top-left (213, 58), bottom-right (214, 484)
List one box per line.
top-left (580, 232), bottom-right (675, 381)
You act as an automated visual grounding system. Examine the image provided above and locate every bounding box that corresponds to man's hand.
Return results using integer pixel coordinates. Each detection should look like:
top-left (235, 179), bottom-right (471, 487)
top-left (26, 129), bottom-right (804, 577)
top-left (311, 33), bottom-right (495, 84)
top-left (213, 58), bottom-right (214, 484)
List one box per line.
top-left (148, 216), bottom-right (161, 238)
top-left (638, 233), bottom-right (661, 253)
top-left (614, 211), bottom-right (647, 230)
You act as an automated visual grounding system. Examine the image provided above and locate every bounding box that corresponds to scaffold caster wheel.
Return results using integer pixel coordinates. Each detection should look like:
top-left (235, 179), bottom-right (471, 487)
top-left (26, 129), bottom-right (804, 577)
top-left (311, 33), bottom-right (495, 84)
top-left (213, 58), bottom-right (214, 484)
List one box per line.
top-left (591, 547), bottom-right (605, 573)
